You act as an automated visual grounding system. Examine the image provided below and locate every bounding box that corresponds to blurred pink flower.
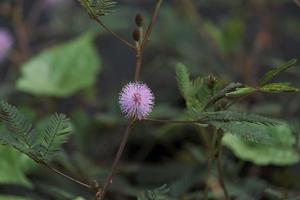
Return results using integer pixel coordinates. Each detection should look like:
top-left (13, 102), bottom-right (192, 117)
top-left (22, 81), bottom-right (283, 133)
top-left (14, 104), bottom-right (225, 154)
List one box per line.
top-left (44, 0), bottom-right (69, 7)
top-left (119, 82), bottom-right (154, 120)
top-left (0, 29), bottom-right (13, 62)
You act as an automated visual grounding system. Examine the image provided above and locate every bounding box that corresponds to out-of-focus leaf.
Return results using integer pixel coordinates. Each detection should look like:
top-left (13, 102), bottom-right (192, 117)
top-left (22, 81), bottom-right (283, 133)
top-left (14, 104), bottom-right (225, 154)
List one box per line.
top-left (0, 146), bottom-right (35, 187)
top-left (17, 33), bottom-right (101, 97)
top-left (204, 17), bottom-right (245, 54)
top-left (137, 184), bottom-right (170, 200)
top-left (222, 124), bottom-right (300, 165)
top-left (0, 197), bottom-right (31, 200)
top-left (260, 83), bottom-right (299, 93)
top-left (259, 59), bottom-right (297, 86)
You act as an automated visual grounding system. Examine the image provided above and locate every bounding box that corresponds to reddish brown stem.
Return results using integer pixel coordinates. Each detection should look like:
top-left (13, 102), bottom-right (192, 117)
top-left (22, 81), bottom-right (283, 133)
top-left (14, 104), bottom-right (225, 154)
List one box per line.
top-left (96, 120), bottom-right (135, 200)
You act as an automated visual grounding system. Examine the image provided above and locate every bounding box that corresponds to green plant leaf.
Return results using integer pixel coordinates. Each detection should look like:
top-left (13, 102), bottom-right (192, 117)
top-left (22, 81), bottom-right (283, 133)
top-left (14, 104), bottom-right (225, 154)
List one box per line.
top-left (225, 87), bottom-right (257, 97)
top-left (259, 59), bottom-right (297, 86)
top-left (37, 114), bottom-right (72, 161)
top-left (175, 63), bottom-right (191, 100)
top-left (191, 110), bottom-right (279, 143)
top-left (137, 184), bottom-right (170, 200)
top-left (222, 124), bottom-right (300, 165)
top-left (78, 0), bottom-right (116, 18)
top-left (191, 110), bottom-right (279, 126)
top-left (260, 83), bottom-right (299, 93)
top-left (17, 33), bottom-right (101, 97)
top-left (0, 197), bottom-right (31, 200)
top-left (0, 146), bottom-right (35, 187)
top-left (0, 101), bottom-right (35, 151)
top-left (175, 63), bottom-right (224, 111)
top-left (213, 121), bottom-right (273, 144)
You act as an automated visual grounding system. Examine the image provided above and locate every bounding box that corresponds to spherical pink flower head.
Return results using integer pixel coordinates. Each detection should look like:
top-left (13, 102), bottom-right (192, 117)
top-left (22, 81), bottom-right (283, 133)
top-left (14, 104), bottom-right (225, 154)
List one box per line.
top-left (0, 29), bottom-right (13, 62)
top-left (119, 82), bottom-right (154, 120)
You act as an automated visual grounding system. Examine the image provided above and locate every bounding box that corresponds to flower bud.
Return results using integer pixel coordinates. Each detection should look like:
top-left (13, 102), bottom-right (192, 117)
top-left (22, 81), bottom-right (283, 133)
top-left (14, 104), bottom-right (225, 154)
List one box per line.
top-left (132, 29), bottom-right (140, 42)
top-left (135, 13), bottom-right (144, 27)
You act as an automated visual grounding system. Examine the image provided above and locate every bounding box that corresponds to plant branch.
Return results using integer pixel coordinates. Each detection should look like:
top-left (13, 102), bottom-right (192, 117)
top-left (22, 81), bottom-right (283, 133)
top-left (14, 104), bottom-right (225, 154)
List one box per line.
top-left (134, 53), bottom-right (143, 81)
top-left (216, 145), bottom-right (230, 200)
top-left (94, 18), bottom-right (136, 50)
top-left (141, 0), bottom-right (163, 49)
top-left (12, 0), bottom-right (30, 61)
top-left (42, 162), bottom-right (92, 189)
top-left (96, 120), bottom-right (135, 200)
top-left (94, 1), bottom-right (163, 199)
top-left (143, 118), bottom-right (206, 124)
top-left (134, 0), bottom-right (163, 81)
top-left (294, 0), bottom-right (300, 8)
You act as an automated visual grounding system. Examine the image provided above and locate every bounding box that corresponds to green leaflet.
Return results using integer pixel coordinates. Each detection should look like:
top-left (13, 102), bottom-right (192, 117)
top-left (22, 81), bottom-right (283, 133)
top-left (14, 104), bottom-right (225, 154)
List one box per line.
top-left (0, 101), bottom-right (35, 151)
top-left (17, 33), bottom-right (101, 97)
top-left (137, 184), bottom-right (170, 200)
top-left (260, 83), bottom-right (299, 93)
top-left (175, 63), bottom-right (191, 99)
top-left (259, 58), bottom-right (297, 86)
top-left (78, 0), bottom-right (116, 18)
top-left (225, 87), bottom-right (257, 97)
top-left (0, 101), bottom-right (72, 163)
top-left (175, 62), bottom-right (224, 111)
top-left (190, 110), bottom-right (279, 143)
top-left (213, 121), bottom-right (272, 143)
top-left (191, 110), bottom-right (279, 126)
top-left (37, 114), bottom-right (72, 161)
top-left (222, 124), bottom-right (300, 165)
top-left (0, 197), bottom-right (31, 200)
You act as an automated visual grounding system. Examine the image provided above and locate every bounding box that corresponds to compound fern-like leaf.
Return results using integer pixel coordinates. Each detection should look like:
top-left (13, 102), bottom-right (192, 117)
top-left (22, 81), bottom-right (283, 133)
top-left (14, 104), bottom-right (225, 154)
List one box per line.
top-left (192, 110), bottom-right (279, 126)
top-left (137, 184), bottom-right (170, 200)
top-left (78, 0), bottom-right (116, 18)
top-left (0, 101), bottom-right (34, 149)
top-left (38, 114), bottom-right (72, 161)
top-left (176, 63), bottom-right (191, 99)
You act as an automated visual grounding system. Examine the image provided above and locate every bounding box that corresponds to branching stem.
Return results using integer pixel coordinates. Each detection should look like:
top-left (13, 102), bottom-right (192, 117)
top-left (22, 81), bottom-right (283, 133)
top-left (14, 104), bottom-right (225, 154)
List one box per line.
top-left (134, 0), bottom-right (163, 81)
top-left (94, 1), bottom-right (163, 199)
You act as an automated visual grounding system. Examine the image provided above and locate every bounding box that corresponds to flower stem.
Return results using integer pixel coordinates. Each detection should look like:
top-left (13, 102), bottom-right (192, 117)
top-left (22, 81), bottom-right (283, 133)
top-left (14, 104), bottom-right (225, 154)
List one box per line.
top-left (96, 120), bottom-right (135, 200)
top-left (95, 1), bottom-right (163, 199)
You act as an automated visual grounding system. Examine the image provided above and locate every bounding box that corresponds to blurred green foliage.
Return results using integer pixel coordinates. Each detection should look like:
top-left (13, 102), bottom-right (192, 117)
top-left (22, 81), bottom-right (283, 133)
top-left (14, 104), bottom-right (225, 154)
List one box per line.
top-left (17, 33), bottom-right (101, 97)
